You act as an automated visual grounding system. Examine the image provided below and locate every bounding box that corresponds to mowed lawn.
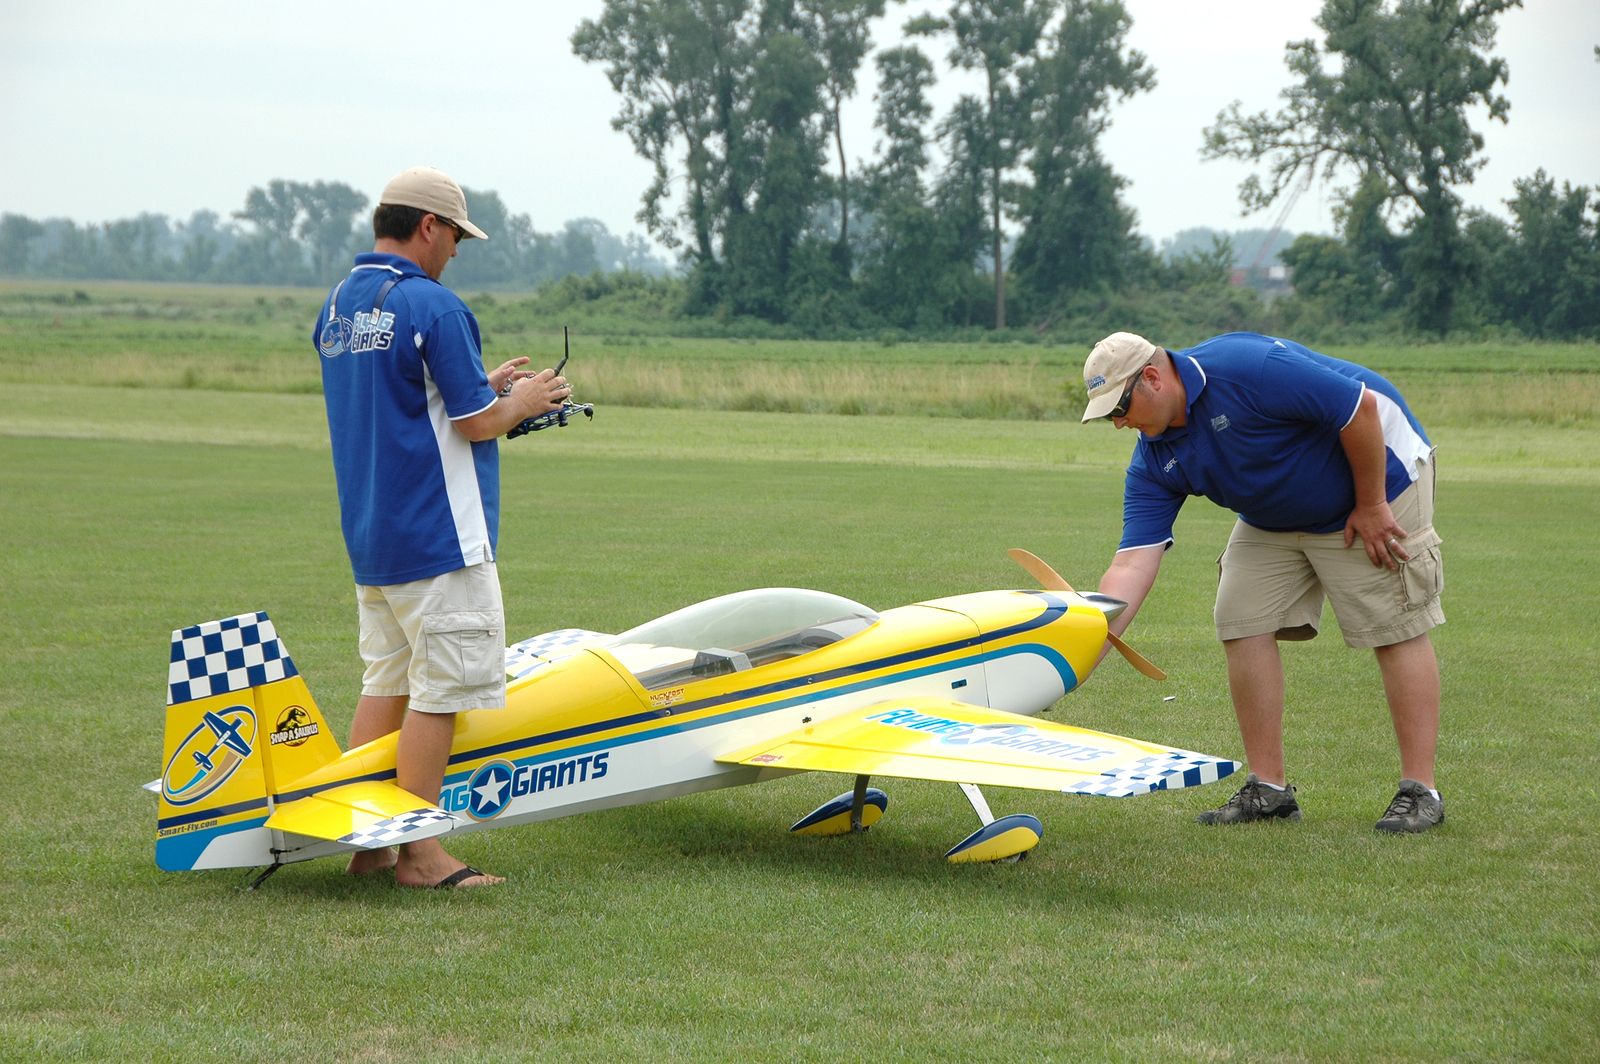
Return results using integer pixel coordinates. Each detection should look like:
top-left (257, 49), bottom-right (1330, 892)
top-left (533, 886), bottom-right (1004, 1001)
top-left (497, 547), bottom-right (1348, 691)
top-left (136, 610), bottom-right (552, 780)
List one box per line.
top-left (2, 327), bottom-right (1599, 1057)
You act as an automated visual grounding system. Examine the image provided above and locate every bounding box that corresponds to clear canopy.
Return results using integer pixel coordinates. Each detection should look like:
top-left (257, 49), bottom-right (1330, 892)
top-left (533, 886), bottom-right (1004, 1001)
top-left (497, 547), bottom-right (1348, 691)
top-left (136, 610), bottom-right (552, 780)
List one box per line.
top-left (605, 588), bottom-right (879, 690)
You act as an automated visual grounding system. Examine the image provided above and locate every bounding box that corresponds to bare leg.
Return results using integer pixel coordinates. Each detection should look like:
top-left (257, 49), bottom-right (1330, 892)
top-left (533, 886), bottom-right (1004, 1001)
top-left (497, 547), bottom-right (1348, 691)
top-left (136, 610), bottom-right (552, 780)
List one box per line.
top-left (1223, 633), bottom-right (1288, 786)
top-left (342, 694), bottom-right (408, 874)
top-left (393, 710), bottom-right (503, 889)
top-left (348, 693), bottom-right (408, 747)
top-left (1374, 633), bottom-right (1440, 789)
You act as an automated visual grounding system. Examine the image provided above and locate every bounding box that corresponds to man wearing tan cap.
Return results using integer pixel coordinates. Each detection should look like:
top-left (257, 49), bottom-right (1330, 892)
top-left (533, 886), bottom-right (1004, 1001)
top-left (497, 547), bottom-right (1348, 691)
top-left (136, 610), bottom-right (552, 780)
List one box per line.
top-left (313, 165), bottom-right (572, 888)
top-left (1081, 331), bottom-right (1445, 833)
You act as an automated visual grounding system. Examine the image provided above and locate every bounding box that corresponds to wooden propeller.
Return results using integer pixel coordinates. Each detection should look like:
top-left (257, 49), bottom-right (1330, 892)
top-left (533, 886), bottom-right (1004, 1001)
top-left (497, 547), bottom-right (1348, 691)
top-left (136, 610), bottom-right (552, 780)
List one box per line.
top-left (1007, 548), bottom-right (1166, 680)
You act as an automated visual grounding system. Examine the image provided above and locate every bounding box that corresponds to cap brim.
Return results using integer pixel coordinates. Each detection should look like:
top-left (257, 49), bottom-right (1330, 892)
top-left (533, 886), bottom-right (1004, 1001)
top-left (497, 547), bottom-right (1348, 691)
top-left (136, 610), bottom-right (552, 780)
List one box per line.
top-left (459, 218), bottom-right (488, 241)
top-left (1081, 391), bottom-right (1120, 423)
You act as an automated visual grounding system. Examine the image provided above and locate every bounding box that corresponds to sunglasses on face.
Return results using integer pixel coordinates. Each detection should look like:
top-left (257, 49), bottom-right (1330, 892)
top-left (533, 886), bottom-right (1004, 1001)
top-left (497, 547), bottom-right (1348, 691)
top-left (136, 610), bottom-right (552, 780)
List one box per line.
top-left (433, 214), bottom-right (465, 243)
top-left (1107, 372), bottom-right (1140, 419)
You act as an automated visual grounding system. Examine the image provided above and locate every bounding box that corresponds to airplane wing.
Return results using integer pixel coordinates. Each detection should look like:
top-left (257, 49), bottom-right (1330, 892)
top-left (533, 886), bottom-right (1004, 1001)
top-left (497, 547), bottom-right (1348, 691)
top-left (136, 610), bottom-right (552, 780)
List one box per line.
top-left (715, 696), bottom-right (1238, 797)
top-left (505, 627), bottom-right (612, 680)
top-left (263, 781), bottom-right (458, 849)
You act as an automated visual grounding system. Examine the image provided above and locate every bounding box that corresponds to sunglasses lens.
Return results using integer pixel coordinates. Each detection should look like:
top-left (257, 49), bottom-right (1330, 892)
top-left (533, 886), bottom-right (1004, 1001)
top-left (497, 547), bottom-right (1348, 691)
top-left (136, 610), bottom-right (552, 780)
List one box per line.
top-left (1109, 380), bottom-right (1134, 419)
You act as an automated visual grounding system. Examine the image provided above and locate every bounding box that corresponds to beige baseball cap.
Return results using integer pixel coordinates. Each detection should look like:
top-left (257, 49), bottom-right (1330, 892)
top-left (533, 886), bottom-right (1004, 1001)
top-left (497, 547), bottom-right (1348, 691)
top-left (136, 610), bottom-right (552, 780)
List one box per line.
top-left (378, 166), bottom-right (489, 240)
top-left (1080, 331), bottom-right (1158, 422)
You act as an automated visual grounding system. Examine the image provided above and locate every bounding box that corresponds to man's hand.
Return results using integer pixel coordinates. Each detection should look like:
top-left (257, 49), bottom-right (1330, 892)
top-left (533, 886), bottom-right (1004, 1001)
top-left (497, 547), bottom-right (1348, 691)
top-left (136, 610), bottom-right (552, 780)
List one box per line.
top-left (1344, 500), bottom-right (1409, 570)
top-left (453, 365), bottom-right (571, 442)
top-left (506, 366), bottom-right (571, 416)
top-left (489, 356), bottom-right (535, 396)
top-left (1339, 390), bottom-right (1408, 570)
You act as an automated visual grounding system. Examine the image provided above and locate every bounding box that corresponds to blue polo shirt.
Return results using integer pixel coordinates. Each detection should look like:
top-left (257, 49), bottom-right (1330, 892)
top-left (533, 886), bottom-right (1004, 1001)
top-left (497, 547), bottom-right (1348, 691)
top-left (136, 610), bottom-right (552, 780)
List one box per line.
top-left (1119, 333), bottom-right (1432, 550)
top-left (314, 253), bottom-right (500, 586)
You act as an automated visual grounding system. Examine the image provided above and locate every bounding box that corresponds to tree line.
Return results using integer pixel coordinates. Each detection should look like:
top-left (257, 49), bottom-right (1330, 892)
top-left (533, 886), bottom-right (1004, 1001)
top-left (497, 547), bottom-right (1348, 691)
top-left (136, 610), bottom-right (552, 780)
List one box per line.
top-left (0, 179), bottom-right (668, 290)
top-left (2, 1), bottom-right (1596, 340)
top-left (571, 0), bottom-right (1597, 338)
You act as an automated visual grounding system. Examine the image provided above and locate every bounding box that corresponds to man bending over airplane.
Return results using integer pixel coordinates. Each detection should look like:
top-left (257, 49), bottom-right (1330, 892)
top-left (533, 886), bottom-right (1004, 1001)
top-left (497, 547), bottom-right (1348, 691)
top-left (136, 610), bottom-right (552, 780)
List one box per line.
top-left (1079, 331), bottom-right (1446, 833)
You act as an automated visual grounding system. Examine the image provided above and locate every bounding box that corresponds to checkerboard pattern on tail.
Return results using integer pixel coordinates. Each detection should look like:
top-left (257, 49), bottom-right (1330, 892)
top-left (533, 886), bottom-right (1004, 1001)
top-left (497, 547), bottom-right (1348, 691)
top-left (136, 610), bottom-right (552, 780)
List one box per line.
top-left (168, 611), bottom-right (298, 705)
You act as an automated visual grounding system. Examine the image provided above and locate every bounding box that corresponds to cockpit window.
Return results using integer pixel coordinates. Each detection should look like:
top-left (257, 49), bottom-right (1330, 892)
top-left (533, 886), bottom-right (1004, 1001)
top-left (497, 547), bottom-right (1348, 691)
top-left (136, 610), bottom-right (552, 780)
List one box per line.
top-left (604, 588), bottom-right (878, 691)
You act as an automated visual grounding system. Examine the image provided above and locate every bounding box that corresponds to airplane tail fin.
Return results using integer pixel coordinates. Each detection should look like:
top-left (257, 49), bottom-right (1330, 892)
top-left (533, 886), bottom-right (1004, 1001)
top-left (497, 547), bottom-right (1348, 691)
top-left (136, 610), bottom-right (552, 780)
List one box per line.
top-left (155, 611), bottom-right (343, 871)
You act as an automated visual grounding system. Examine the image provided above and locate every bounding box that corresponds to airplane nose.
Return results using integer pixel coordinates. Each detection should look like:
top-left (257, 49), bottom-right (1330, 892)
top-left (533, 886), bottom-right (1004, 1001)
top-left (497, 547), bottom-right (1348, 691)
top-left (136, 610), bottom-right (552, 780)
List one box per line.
top-left (1005, 549), bottom-right (1164, 679)
top-left (1074, 592), bottom-right (1128, 623)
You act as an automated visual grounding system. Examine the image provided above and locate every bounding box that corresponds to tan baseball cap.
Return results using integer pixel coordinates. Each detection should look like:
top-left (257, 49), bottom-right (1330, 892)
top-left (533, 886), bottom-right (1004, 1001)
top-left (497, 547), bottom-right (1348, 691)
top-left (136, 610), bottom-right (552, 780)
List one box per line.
top-left (378, 166), bottom-right (489, 240)
top-left (1080, 332), bottom-right (1158, 422)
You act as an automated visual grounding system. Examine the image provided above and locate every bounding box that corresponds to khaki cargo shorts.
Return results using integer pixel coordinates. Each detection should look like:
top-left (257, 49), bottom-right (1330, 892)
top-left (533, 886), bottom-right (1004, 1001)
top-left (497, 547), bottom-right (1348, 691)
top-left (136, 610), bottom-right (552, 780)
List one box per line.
top-left (1215, 454), bottom-right (1444, 649)
top-left (357, 562), bottom-right (507, 713)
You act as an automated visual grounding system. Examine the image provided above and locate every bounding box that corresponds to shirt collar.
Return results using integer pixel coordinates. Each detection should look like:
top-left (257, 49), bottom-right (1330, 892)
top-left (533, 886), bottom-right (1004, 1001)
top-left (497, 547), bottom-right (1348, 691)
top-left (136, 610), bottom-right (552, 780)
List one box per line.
top-left (1145, 354), bottom-right (1208, 443)
top-left (353, 251), bottom-right (427, 279)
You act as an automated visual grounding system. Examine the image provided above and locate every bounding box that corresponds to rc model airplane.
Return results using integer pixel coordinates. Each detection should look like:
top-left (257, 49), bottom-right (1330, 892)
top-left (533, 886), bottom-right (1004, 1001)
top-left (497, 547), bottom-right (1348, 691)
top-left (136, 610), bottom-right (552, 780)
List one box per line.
top-left (150, 550), bottom-right (1237, 882)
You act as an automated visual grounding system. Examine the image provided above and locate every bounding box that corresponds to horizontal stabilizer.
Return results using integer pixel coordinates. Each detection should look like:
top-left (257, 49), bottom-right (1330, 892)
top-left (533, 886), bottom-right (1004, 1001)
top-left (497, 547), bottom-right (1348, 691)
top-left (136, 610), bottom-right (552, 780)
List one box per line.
top-left (264, 781), bottom-right (458, 848)
top-left (505, 628), bottom-right (613, 680)
top-left (716, 696), bottom-right (1237, 797)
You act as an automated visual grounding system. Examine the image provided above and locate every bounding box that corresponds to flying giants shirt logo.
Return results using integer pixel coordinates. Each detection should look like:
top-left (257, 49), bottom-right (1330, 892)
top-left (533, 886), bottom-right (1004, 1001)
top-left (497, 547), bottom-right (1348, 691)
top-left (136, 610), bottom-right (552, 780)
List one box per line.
top-left (317, 315), bottom-right (350, 358)
top-left (317, 309), bottom-right (395, 358)
top-left (349, 309), bottom-right (395, 354)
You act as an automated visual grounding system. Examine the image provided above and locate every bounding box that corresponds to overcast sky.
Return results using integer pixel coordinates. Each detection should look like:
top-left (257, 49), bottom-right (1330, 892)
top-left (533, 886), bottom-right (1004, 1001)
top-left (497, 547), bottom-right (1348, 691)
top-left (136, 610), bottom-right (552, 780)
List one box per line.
top-left (2, 0), bottom-right (1596, 254)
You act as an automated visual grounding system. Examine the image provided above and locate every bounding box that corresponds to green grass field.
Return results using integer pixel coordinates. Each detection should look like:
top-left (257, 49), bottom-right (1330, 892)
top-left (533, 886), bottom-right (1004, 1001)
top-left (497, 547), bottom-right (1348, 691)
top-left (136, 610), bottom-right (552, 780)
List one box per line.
top-left (4, 278), bottom-right (1598, 424)
top-left (1, 283), bottom-right (1597, 1061)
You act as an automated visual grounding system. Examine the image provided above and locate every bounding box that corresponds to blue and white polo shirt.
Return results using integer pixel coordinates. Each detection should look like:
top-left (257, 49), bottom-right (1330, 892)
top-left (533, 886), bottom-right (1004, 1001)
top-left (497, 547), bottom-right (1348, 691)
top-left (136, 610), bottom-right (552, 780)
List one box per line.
top-left (314, 253), bottom-right (500, 586)
top-left (1118, 332), bottom-right (1433, 551)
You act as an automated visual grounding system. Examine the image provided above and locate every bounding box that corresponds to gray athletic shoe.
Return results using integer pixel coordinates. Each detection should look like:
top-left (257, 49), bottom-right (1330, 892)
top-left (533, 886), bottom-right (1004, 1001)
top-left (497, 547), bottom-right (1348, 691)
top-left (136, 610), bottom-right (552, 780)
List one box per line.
top-left (1195, 773), bottom-right (1302, 825)
top-left (1375, 779), bottom-right (1444, 833)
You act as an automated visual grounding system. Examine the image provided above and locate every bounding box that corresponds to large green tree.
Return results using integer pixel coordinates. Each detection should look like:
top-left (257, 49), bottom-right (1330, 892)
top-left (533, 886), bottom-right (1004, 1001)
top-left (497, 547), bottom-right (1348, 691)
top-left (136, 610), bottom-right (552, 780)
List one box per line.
top-left (1203, 0), bottom-right (1519, 334)
top-left (1010, 0), bottom-right (1152, 302)
top-left (578, 0), bottom-right (847, 319)
top-left (296, 181), bottom-right (369, 283)
top-left (232, 179), bottom-right (307, 281)
top-left (722, 21), bottom-right (830, 318)
top-left (1482, 171), bottom-right (1600, 337)
top-left (856, 44), bottom-right (974, 327)
top-left (224, 179), bottom-right (367, 284)
top-left (449, 188), bottom-right (534, 287)
top-left (912, 0), bottom-right (1051, 329)
top-left (573, 0), bottom-right (756, 276)
top-left (794, 0), bottom-right (895, 270)
top-left (929, 96), bottom-right (998, 326)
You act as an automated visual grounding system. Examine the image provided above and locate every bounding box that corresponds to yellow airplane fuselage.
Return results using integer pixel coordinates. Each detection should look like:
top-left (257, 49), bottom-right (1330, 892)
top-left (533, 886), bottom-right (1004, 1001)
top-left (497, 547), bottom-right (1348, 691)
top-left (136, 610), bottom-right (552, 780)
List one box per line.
top-left (278, 590), bottom-right (1103, 845)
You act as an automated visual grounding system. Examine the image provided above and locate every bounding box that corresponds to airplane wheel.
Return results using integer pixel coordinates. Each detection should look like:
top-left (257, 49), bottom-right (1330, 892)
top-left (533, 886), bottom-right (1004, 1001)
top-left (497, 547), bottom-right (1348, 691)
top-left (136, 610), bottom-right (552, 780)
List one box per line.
top-left (789, 787), bottom-right (889, 836)
top-left (945, 813), bottom-right (1043, 863)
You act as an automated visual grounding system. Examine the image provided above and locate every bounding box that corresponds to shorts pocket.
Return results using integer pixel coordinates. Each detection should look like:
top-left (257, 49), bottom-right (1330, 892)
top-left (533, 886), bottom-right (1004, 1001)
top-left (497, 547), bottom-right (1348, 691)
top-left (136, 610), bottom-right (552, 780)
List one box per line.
top-left (421, 610), bottom-right (504, 691)
top-left (1397, 526), bottom-right (1444, 610)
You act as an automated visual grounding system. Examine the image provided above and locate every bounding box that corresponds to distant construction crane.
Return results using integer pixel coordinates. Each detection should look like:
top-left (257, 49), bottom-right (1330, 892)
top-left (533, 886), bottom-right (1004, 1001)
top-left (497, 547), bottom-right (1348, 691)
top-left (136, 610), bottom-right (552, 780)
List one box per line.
top-left (1248, 173), bottom-right (1314, 275)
